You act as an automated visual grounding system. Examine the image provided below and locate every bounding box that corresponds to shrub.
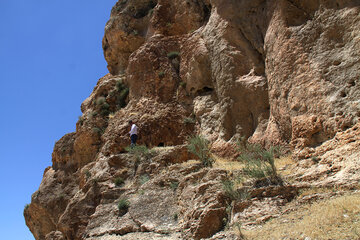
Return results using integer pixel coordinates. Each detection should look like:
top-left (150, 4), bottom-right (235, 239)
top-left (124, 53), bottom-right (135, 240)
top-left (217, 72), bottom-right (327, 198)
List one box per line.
top-left (115, 80), bottom-right (129, 109)
top-left (237, 140), bottom-right (281, 183)
top-left (167, 51), bottom-right (180, 59)
top-left (158, 71), bottom-right (165, 78)
top-left (222, 180), bottom-right (248, 201)
top-left (187, 135), bottom-right (214, 167)
top-left (179, 81), bottom-right (186, 88)
top-left (78, 116), bottom-right (84, 125)
top-left (96, 96), bottom-right (106, 106)
top-left (125, 145), bottom-right (156, 160)
top-left (118, 198), bottom-right (130, 215)
top-left (24, 204), bottom-right (30, 213)
top-left (183, 117), bottom-right (195, 124)
top-left (92, 127), bottom-right (104, 135)
top-left (139, 174), bottom-right (150, 185)
top-left (170, 181), bottom-right (179, 191)
top-left (114, 177), bottom-right (124, 187)
top-left (85, 170), bottom-right (91, 179)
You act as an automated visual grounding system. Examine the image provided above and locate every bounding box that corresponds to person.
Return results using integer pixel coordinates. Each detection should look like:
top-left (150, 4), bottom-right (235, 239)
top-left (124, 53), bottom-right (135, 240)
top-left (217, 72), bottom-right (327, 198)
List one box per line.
top-left (128, 120), bottom-right (138, 148)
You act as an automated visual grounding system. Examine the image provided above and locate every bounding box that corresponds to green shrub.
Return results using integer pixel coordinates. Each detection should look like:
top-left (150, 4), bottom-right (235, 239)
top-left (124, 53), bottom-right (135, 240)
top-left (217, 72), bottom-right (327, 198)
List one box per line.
top-left (85, 170), bottom-right (91, 179)
top-left (78, 116), bottom-right (84, 125)
top-left (125, 145), bottom-right (156, 160)
top-left (187, 135), bottom-right (214, 167)
top-left (222, 180), bottom-right (248, 201)
top-left (237, 140), bottom-right (281, 183)
top-left (183, 117), bottom-right (195, 124)
top-left (167, 51), bottom-right (180, 59)
top-left (115, 79), bottom-right (129, 108)
top-left (118, 198), bottom-right (130, 214)
top-left (158, 71), bottom-right (165, 78)
top-left (139, 174), bottom-right (150, 185)
top-left (24, 204), bottom-right (30, 213)
top-left (114, 177), bottom-right (124, 187)
top-left (179, 81), bottom-right (186, 88)
top-left (96, 96), bottom-right (106, 106)
top-left (170, 181), bottom-right (179, 191)
top-left (92, 127), bottom-right (104, 135)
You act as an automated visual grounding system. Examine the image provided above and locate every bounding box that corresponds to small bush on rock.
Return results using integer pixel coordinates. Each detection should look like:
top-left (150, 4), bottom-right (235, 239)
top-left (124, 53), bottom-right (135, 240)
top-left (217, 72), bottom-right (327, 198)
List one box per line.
top-left (237, 139), bottom-right (282, 185)
top-left (167, 51), bottom-right (180, 59)
top-left (114, 177), bottom-right (124, 187)
top-left (118, 198), bottom-right (130, 216)
top-left (187, 135), bottom-right (214, 167)
top-left (125, 145), bottom-right (156, 160)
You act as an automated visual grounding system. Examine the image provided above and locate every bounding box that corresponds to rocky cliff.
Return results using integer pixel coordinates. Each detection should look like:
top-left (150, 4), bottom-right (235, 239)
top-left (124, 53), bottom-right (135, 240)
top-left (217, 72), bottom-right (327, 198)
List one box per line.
top-left (24, 1), bottom-right (360, 239)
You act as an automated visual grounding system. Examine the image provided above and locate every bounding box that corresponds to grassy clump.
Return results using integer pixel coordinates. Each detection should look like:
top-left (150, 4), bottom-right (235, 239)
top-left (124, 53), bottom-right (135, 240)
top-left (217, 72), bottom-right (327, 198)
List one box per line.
top-left (158, 71), bottom-right (165, 78)
top-left (78, 116), bottom-right (84, 126)
top-left (139, 174), bottom-right (150, 185)
top-left (118, 198), bottom-right (130, 215)
top-left (237, 139), bottom-right (281, 184)
top-left (222, 179), bottom-right (248, 201)
top-left (85, 170), bottom-right (91, 179)
top-left (125, 145), bottom-right (156, 160)
top-left (115, 79), bottom-right (129, 109)
top-left (187, 135), bottom-right (214, 168)
top-left (183, 117), bottom-right (196, 124)
top-left (179, 81), bottom-right (186, 88)
top-left (167, 51), bottom-right (180, 59)
top-left (114, 177), bottom-right (124, 187)
top-left (170, 181), bottom-right (179, 191)
top-left (92, 127), bottom-right (104, 135)
top-left (24, 204), bottom-right (30, 214)
top-left (243, 192), bottom-right (360, 239)
top-left (95, 96), bottom-right (110, 117)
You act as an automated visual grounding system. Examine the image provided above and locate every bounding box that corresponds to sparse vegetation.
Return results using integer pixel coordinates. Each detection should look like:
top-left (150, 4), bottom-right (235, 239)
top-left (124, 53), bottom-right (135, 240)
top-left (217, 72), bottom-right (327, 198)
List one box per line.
top-left (114, 177), bottom-right (124, 187)
top-left (78, 116), bottom-right (84, 125)
top-left (139, 174), bottom-right (150, 185)
top-left (125, 145), bottom-right (156, 160)
top-left (115, 79), bottom-right (129, 109)
top-left (179, 81), bottom-right (186, 88)
top-left (118, 198), bottom-right (130, 215)
top-left (95, 96), bottom-right (110, 116)
top-left (173, 213), bottom-right (178, 221)
top-left (24, 204), bottom-right (30, 213)
top-left (96, 96), bottom-right (106, 105)
top-left (187, 135), bottom-right (214, 168)
top-left (170, 181), bottom-right (179, 191)
top-left (242, 192), bottom-right (360, 240)
top-left (158, 71), bottom-right (165, 78)
top-left (85, 170), bottom-right (91, 179)
top-left (222, 179), bottom-right (248, 201)
top-left (92, 127), bottom-right (104, 135)
top-left (167, 51), bottom-right (180, 59)
top-left (183, 117), bottom-right (196, 124)
top-left (237, 139), bottom-right (281, 184)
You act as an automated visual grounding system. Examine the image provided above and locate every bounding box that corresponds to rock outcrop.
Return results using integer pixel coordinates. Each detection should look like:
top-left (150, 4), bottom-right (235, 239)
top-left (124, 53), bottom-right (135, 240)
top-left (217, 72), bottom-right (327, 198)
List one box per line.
top-left (25, 0), bottom-right (360, 239)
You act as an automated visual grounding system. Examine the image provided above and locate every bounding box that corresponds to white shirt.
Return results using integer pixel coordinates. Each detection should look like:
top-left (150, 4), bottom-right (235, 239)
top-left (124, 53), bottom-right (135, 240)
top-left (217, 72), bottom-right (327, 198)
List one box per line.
top-left (129, 124), bottom-right (138, 136)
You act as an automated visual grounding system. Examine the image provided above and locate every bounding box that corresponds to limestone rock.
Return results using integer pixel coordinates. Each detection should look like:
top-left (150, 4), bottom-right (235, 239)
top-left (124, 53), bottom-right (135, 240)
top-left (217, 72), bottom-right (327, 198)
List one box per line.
top-left (25, 1), bottom-right (360, 240)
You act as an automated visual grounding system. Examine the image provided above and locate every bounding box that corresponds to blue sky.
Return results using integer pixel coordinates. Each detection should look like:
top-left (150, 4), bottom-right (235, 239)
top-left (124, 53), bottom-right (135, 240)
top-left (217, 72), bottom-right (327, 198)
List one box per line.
top-left (0, 0), bottom-right (117, 239)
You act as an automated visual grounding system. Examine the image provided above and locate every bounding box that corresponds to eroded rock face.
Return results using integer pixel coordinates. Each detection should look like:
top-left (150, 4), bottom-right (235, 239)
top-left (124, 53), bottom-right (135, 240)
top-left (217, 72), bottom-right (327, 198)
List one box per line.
top-left (25, 0), bottom-right (360, 239)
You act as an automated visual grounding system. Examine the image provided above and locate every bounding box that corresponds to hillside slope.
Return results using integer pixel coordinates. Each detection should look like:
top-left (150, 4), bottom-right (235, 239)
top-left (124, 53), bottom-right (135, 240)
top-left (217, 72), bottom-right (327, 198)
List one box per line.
top-left (25, 1), bottom-right (360, 239)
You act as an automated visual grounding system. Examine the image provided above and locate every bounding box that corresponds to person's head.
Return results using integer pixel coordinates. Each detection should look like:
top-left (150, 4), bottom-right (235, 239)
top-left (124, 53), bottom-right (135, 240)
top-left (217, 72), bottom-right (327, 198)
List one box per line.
top-left (129, 120), bottom-right (133, 125)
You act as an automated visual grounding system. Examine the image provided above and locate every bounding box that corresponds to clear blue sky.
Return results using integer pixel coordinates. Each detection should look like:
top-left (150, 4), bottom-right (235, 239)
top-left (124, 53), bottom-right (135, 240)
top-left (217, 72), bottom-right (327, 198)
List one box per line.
top-left (0, 0), bottom-right (117, 239)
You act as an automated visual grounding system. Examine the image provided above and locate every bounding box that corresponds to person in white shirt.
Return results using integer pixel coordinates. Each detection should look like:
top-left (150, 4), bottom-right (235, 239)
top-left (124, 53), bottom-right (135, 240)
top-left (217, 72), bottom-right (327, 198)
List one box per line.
top-left (129, 120), bottom-right (138, 148)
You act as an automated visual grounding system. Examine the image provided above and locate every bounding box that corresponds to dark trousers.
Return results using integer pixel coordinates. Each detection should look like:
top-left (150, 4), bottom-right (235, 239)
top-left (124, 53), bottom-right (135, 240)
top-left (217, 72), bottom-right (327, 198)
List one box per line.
top-left (130, 134), bottom-right (138, 147)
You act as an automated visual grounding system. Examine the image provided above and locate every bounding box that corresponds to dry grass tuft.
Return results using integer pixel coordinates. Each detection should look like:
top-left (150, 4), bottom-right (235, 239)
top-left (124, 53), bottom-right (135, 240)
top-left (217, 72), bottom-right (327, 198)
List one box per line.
top-left (213, 156), bottom-right (244, 171)
top-left (241, 192), bottom-right (360, 240)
